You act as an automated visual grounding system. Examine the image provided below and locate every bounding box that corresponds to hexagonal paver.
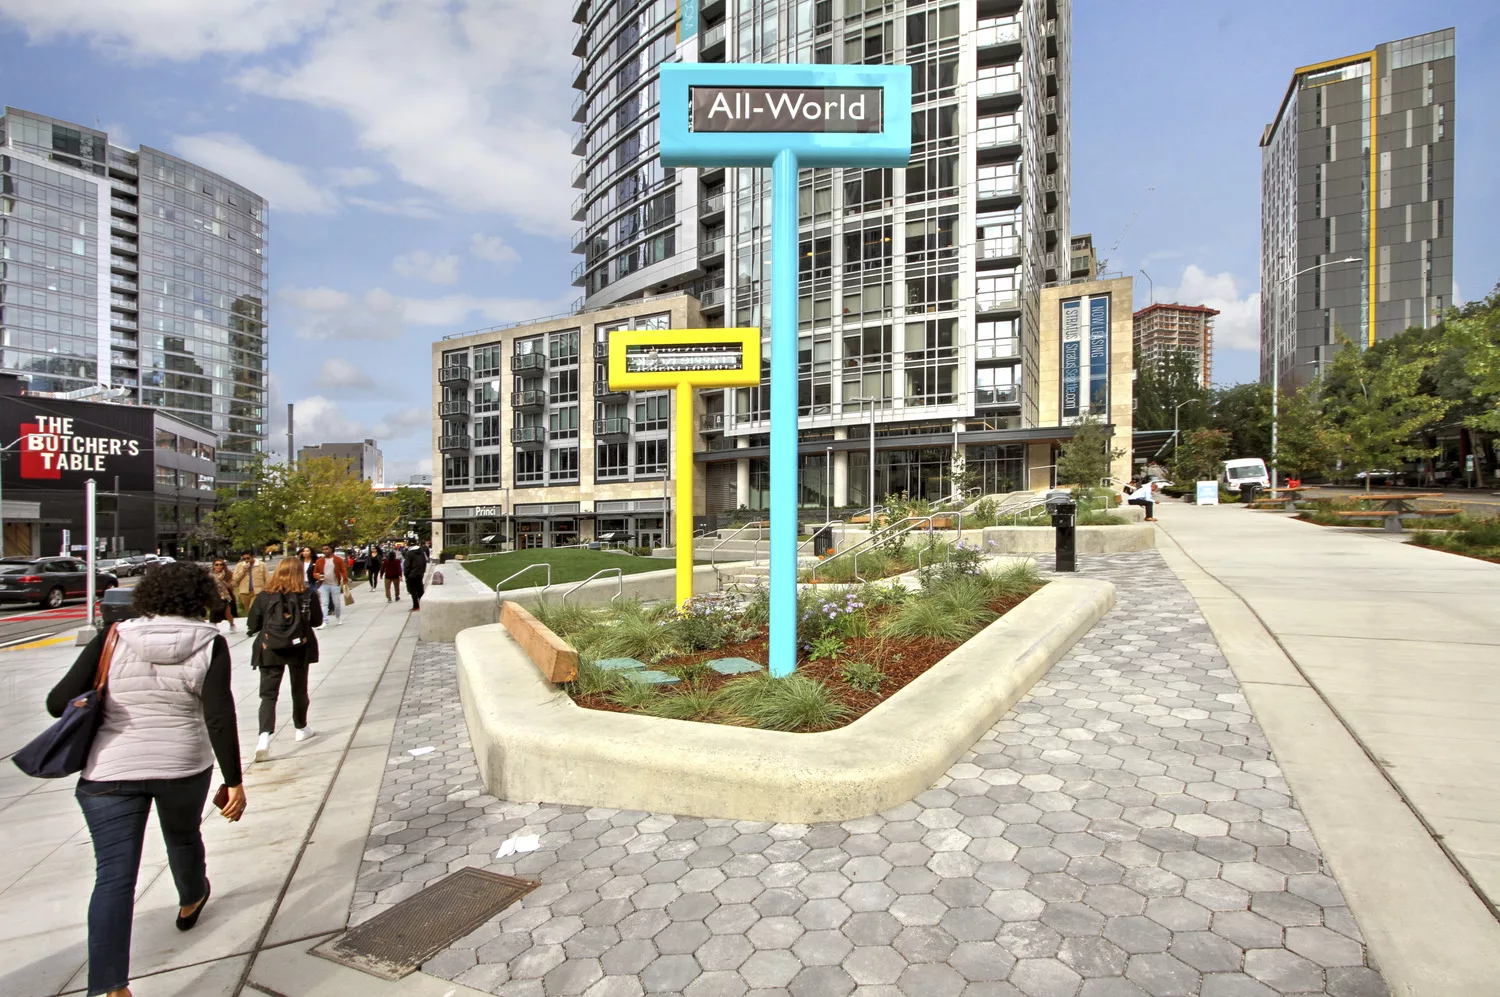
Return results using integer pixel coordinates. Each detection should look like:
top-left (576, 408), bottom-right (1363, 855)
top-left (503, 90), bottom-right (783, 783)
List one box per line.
top-left (1010, 957), bottom-right (1084, 997)
top-left (1125, 952), bottom-right (1200, 996)
top-left (1244, 947), bottom-right (1324, 992)
top-left (949, 939), bottom-right (1018, 982)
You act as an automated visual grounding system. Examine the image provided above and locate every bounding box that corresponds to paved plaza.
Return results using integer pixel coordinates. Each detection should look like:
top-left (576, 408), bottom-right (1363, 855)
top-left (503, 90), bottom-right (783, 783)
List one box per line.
top-left (354, 552), bottom-right (1388, 997)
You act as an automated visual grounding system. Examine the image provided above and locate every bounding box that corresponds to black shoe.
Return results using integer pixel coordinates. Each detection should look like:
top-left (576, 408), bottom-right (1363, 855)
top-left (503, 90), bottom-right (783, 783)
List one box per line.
top-left (176, 880), bottom-right (211, 931)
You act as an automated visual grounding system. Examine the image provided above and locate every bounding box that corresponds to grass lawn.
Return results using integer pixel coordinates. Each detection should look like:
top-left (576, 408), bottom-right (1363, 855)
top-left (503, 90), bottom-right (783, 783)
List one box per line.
top-left (462, 548), bottom-right (684, 591)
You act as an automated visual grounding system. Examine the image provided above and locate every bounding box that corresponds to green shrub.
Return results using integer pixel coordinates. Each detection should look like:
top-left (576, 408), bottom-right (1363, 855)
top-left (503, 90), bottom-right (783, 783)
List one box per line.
top-left (585, 607), bottom-right (681, 663)
top-left (969, 497), bottom-right (999, 529)
top-left (880, 599), bottom-right (981, 641)
top-left (980, 559), bottom-right (1044, 600)
top-left (840, 660), bottom-right (885, 694)
top-left (1458, 519), bottom-right (1500, 548)
top-left (731, 674), bottom-right (853, 731)
top-left (569, 656), bottom-right (625, 699)
top-left (1080, 512), bottom-right (1127, 526)
top-left (673, 598), bottom-right (753, 651)
top-left (607, 677), bottom-right (659, 710)
top-left (807, 632), bottom-right (845, 662)
top-left (644, 684), bottom-right (727, 722)
top-left (530, 600), bottom-right (604, 639)
top-left (740, 585), bottom-right (771, 628)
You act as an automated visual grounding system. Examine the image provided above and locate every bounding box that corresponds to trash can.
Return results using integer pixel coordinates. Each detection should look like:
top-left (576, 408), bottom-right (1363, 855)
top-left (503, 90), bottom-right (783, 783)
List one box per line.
top-left (99, 588), bottom-right (139, 628)
top-left (1047, 498), bottom-right (1078, 573)
top-left (812, 525), bottom-right (836, 558)
top-left (1239, 482), bottom-right (1261, 503)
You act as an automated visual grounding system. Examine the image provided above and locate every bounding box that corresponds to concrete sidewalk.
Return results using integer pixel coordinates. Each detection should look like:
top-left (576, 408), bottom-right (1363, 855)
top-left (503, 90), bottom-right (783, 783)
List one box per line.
top-left (1156, 502), bottom-right (1500, 994)
top-left (0, 584), bottom-right (420, 997)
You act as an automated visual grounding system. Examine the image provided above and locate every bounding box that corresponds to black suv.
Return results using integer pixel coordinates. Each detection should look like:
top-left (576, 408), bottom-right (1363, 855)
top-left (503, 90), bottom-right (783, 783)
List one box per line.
top-left (0, 557), bottom-right (119, 609)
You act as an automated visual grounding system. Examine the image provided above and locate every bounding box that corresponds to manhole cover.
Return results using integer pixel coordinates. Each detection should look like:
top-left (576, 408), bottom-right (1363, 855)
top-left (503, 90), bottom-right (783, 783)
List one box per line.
top-left (313, 868), bottom-right (537, 980)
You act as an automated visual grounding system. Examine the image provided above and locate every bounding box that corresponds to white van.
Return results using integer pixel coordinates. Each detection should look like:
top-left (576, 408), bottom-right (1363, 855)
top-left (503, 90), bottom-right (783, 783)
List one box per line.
top-left (1221, 457), bottom-right (1269, 489)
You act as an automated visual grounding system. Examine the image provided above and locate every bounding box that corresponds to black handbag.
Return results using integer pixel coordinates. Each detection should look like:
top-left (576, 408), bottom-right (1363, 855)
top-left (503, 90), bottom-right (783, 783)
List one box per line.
top-left (13, 625), bottom-right (118, 778)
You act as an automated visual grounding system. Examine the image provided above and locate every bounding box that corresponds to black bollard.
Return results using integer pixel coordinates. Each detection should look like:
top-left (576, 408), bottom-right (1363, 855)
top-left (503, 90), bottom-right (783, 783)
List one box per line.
top-left (1049, 498), bottom-right (1077, 572)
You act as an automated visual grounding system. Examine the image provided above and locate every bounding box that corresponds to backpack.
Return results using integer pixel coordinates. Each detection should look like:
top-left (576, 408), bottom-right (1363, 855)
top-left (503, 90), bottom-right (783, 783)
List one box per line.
top-left (261, 593), bottom-right (307, 651)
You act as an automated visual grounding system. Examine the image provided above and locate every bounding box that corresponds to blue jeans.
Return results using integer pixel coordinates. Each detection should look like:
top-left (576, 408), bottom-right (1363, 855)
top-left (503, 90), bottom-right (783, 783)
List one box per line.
top-left (75, 768), bottom-right (212, 995)
top-left (318, 581), bottom-right (341, 621)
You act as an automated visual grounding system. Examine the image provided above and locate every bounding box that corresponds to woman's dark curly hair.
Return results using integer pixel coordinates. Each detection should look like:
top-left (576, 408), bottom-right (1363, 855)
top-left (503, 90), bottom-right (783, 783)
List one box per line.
top-left (132, 561), bottom-right (218, 619)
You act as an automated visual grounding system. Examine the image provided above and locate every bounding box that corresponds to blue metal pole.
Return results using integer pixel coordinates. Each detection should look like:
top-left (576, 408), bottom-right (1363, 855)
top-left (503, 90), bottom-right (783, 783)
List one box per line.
top-left (769, 148), bottom-right (799, 678)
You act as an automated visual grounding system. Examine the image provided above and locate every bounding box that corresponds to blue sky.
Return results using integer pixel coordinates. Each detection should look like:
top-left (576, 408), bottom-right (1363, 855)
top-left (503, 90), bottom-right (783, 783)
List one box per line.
top-left (0, 0), bottom-right (1493, 480)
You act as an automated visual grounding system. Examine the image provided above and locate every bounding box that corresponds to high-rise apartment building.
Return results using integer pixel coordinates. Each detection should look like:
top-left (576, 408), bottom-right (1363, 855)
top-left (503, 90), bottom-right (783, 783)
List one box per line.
top-left (0, 108), bottom-right (270, 489)
top-left (1259, 29), bottom-right (1453, 390)
top-left (1133, 303), bottom-right (1218, 389)
top-left (569, 0), bottom-right (1077, 509)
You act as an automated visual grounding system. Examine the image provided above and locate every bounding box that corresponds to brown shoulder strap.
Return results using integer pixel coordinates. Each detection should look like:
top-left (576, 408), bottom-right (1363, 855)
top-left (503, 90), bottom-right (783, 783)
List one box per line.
top-left (94, 624), bottom-right (120, 691)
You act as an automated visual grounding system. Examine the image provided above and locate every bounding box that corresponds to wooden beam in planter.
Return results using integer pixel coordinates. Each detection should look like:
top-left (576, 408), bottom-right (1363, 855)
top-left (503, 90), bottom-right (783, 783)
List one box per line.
top-left (499, 601), bottom-right (579, 684)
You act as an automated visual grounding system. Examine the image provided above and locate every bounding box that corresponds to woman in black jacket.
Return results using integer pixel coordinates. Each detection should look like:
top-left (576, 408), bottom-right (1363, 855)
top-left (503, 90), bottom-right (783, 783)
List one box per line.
top-left (246, 555), bottom-right (322, 763)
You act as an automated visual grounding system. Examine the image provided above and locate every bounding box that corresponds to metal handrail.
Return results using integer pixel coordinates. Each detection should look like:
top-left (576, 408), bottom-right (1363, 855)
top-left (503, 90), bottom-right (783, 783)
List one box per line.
top-left (851, 515), bottom-right (962, 583)
top-left (561, 567), bottom-right (623, 604)
top-left (494, 563), bottom-right (551, 601)
top-left (813, 515), bottom-right (942, 583)
top-left (796, 520), bottom-right (844, 558)
top-left (709, 520), bottom-right (770, 563)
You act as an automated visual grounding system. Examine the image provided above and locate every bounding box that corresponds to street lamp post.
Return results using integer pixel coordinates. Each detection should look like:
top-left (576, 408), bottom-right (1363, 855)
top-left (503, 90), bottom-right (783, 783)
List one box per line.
top-left (1270, 256), bottom-right (1361, 494)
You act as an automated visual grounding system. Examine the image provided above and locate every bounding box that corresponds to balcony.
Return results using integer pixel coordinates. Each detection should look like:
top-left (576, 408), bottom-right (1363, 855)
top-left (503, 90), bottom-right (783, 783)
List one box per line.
top-left (974, 22), bottom-right (1021, 49)
top-left (594, 378), bottom-right (625, 397)
top-left (438, 365), bottom-right (471, 386)
top-left (976, 386), bottom-right (1020, 407)
top-left (572, 158), bottom-right (588, 189)
top-left (700, 412), bottom-right (726, 432)
top-left (511, 426), bottom-right (546, 448)
top-left (594, 340), bottom-right (610, 360)
top-left (699, 287), bottom-right (725, 311)
top-left (571, 259), bottom-right (587, 285)
top-left (699, 236), bottom-right (724, 263)
top-left (111, 236), bottom-right (139, 254)
top-left (110, 293), bottom-right (138, 311)
top-left (699, 193), bottom-right (726, 220)
top-left (110, 256), bottom-right (138, 274)
top-left (976, 294), bottom-right (1021, 315)
top-left (439, 434), bottom-right (472, 452)
top-left (512, 388), bottom-right (547, 410)
top-left (977, 179), bottom-right (1021, 203)
top-left (571, 90), bottom-right (588, 123)
top-left (701, 21), bottom-right (727, 60)
top-left (439, 399), bottom-right (472, 417)
top-left (109, 217), bottom-right (138, 236)
top-left (110, 334), bottom-right (137, 348)
top-left (571, 191), bottom-right (587, 221)
top-left (572, 22), bottom-right (587, 56)
top-left (110, 315), bottom-right (138, 331)
top-left (108, 159), bottom-right (138, 178)
top-left (512, 352), bottom-right (547, 373)
top-left (593, 416), bottom-right (631, 439)
top-left (110, 352), bottom-right (137, 368)
top-left (978, 237), bottom-right (1022, 265)
top-left (110, 196), bottom-right (137, 215)
top-left (109, 177), bottom-right (137, 196)
top-left (109, 274), bottom-right (137, 292)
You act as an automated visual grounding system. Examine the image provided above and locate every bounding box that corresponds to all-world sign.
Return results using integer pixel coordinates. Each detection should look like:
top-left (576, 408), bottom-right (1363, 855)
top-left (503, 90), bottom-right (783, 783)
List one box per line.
top-left (689, 87), bottom-right (883, 134)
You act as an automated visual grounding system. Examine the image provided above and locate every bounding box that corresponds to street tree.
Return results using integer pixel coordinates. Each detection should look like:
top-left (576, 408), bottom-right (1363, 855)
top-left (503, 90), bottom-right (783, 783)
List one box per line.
top-left (1275, 385), bottom-right (1344, 482)
top-left (283, 457), bottom-right (397, 547)
top-left (1055, 416), bottom-right (1125, 492)
top-left (388, 485), bottom-right (435, 542)
top-left (1323, 334), bottom-right (1451, 491)
top-left (1209, 383), bottom-right (1272, 461)
top-left (1133, 347), bottom-right (1208, 433)
top-left (1171, 428), bottom-right (1231, 484)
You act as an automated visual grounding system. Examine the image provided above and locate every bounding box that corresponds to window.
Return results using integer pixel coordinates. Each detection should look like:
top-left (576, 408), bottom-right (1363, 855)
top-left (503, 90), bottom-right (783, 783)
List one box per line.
top-left (635, 393), bottom-right (668, 431)
top-left (977, 272), bottom-right (1019, 311)
top-left (473, 344), bottom-right (502, 377)
top-left (636, 439), bottom-right (666, 475)
top-left (473, 453), bottom-right (501, 486)
top-left (443, 455), bottom-right (470, 487)
top-left (156, 466), bottom-right (177, 487)
top-left (976, 366), bottom-right (1019, 406)
top-left (474, 381), bottom-right (501, 412)
top-left (905, 154), bottom-right (957, 202)
top-left (549, 405), bottom-right (580, 438)
top-left (904, 272), bottom-right (958, 313)
top-left (514, 449), bottom-right (544, 485)
top-left (549, 367), bottom-right (579, 402)
top-left (549, 447), bottom-right (579, 482)
top-left (844, 223), bottom-right (893, 273)
top-left (799, 236), bottom-right (832, 280)
top-left (842, 168), bottom-right (891, 211)
top-left (475, 415), bottom-right (501, 446)
top-left (549, 329), bottom-right (580, 362)
top-left (597, 442), bottom-right (629, 480)
top-left (976, 318), bottom-right (1019, 359)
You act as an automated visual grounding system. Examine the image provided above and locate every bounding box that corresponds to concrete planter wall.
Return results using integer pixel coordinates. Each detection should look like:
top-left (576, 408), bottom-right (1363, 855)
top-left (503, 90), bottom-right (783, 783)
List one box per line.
top-left (981, 524), bottom-right (1156, 554)
top-left (456, 577), bottom-right (1115, 822)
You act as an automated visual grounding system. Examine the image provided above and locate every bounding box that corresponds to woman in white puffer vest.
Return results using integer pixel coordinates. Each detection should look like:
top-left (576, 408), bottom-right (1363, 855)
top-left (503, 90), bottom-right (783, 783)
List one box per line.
top-left (46, 561), bottom-right (247, 997)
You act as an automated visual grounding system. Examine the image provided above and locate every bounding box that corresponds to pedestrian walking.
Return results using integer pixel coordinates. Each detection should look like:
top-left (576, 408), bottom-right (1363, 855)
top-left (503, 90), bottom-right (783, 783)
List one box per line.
top-left (381, 550), bottom-right (402, 602)
top-left (313, 544), bottom-right (348, 627)
top-left (246, 556), bottom-right (322, 762)
top-left (45, 562), bottom-right (246, 997)
top-left (366, 547), bottom-right (380, 591)
top-left (403, 542), bottom-right (429, 612)
top-left (298, 546), bottom-right (316, 590)
top-left (209, 559), bottom-right (237, 632)
top-left (229, 550), bottom-right (266, 617)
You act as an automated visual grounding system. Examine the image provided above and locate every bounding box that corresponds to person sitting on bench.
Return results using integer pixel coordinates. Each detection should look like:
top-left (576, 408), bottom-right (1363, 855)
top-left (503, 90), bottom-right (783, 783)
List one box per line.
top-left (1126, 480), bottom-right (1158, 522)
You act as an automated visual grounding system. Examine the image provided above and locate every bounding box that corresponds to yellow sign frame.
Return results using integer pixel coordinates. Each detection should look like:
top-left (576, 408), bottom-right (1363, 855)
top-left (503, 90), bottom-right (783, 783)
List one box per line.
top-left (608, 328), bottom-right (761, 607)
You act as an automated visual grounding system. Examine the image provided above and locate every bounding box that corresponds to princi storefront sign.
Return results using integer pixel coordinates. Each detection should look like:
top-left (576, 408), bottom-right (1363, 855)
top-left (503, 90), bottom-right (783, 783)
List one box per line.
top-left (690, 87), bottom-right (883, 133)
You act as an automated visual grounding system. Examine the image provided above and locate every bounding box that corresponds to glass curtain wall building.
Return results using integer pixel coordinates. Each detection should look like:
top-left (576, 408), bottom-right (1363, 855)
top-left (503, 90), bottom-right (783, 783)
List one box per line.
top-left (570, 0), bottom-right (1072, 510)
top-left (0, 108), bottom-right (269, 490)
top-left (1259, 29), bottom-right (1454, 390)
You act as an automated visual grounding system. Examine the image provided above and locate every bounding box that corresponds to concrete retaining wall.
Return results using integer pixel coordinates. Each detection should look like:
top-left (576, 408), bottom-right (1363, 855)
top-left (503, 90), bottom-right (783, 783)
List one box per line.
top-left (420, 560), bottom-right (742, 642)
top-left (981, 523), bottom-right (1156, 554)
top-left (456, 577), bottom-right (1115, 822)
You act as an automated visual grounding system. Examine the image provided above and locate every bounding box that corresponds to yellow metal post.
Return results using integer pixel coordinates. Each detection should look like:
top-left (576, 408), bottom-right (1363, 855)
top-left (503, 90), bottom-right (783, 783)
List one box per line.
top-left (675, 382), bottom-right (695, 608)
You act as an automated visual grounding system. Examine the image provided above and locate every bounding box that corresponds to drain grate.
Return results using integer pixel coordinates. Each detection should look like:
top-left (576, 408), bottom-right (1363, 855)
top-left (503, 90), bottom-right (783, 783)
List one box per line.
top-left (313, 868), bottom-right (537, 980)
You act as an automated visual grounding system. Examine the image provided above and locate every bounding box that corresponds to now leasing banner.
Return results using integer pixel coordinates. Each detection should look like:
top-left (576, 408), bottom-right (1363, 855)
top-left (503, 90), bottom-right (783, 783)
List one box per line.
top-left (690, 87), bottom-right (884, 134)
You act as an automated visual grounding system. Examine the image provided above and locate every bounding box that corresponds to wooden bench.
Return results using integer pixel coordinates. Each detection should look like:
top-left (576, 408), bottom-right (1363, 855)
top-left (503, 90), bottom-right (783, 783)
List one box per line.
top-left (1248, 498), bottom-right (1297, 510)
top-left (1331, 508), bottom-right (1461, 533)
top-left (500, 600), bottom-right (579, 683)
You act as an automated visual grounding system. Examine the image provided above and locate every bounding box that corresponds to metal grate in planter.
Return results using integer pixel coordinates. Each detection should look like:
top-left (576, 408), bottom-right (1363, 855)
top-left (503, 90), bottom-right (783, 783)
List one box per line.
top-left (312, 868), bottom-right (537, 980)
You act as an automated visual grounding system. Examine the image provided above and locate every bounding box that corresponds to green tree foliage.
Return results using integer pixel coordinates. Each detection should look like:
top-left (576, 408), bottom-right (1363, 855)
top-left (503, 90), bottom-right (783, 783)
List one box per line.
top-left (1133, 347), bottom-right (1209, 432)
top-left (388, 485), bottom-right (434, 541)
top-left (1321, 333), bottom-right (1451, 491)
top-left (1208, 383), bottom-right (1272, 460)
top-left (1172, 428), bottom-right (1231, 483)
top-left (209, 456), bottom-right (397, 550)
top-left (1275, 386), bottom-right (1343, 480)
top-left (1436, 287), bottom-right (1500, 433)
top-left (1055, 416), bottom-right (1125, 490)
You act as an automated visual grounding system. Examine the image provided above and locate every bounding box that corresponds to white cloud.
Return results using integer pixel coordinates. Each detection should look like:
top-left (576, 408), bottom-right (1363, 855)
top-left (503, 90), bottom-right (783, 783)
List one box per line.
top-left (1159, 265), bottom-right (1262, 352)
top-left (372, 407), bottom-right (430, 440)
top-left (393, 250), bottom-right (461, 286)
top-left (278, 283), bottom-right (570, 341)
top-left (0, 0), bottom-right (337, 59)
top-left (236, 1), bottom-right (575, 236)
top-left (289, 395), bottom-right (362, 445)
top-left (471, 233), bottom-right (520, 264)
top-left (327, 166), bottom-right (378, 188)
top-left (172, 133), bottom-right (337, 213)
top-left (345, 195), bottom-right (441, 219)
top-left (315, 357), bottom-right (375, 390)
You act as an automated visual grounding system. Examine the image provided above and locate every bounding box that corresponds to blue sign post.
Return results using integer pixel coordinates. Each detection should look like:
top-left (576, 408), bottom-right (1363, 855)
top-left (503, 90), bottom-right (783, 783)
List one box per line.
top-left (660, 63), bottom-right (911, 678)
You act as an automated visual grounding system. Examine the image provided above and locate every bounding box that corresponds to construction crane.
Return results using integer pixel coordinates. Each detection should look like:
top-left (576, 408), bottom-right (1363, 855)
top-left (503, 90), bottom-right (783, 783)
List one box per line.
top-left (1095, 185), bottom-right (1154, 274)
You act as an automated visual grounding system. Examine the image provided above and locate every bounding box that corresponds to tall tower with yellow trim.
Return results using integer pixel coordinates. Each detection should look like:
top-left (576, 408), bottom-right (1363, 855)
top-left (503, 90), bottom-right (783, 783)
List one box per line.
top-left (1259, 29), bottom-right (1454, 390)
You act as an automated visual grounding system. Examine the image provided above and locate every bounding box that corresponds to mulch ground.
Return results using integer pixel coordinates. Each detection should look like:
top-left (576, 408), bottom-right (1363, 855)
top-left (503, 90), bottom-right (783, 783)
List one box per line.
top-left (572, 591), bottom-right (1033, 727)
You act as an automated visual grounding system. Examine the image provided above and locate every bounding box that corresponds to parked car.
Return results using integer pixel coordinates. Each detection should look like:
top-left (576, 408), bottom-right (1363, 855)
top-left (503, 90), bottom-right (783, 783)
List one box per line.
top-left (0, 557), bottom-right (119, 609)
top-left (1353, 469), bottom-right (1397, 483)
